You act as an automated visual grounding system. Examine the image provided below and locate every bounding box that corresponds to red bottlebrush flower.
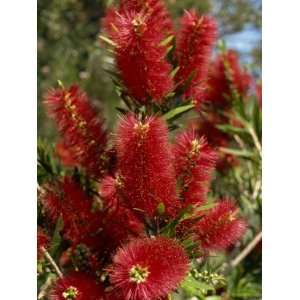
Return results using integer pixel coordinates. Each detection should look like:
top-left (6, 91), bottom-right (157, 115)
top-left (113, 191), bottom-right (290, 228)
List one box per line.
top-left (193, 200), bottom-right (246, 251)
top-left (256, 82), bottom-right (262, 109)
top-left (175, 10), bottom-right (217, 105)
top-left (173, 130), bottom-right (217, 207)
top-left (102, 5), bottom-right (174, 103)
top-left (116, 114), bottom-right (180, 218)
top-left (196, 118), bottom-right (238, 172)
top-left (204, 50), bottom-right (253, 109)
top-left (102, 206), bottom-right (145, 255)
top-left (96, 176), bottom-right (145, 255)
top-left (49, 272), bottom-right (105, 300)
top-left (119, 0), bottom-right (173, 35)
top-left (37, 228), bottom-right (49, 259)
top-left (197, 117), bottom-right (229, 148)
top-left (44, 85), bottom-right (107, 178)
top-left (41, 177), bottom-right (103, 245)
top-left (55, 141), bottom-right (78, 167)
top-left (100, 175), bottom-right (121, 212)
top-left (108, 237), bottom-right (189, 300)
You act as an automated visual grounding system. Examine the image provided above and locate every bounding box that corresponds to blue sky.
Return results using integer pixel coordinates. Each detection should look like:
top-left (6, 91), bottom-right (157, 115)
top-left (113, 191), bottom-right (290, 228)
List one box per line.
top-left (224, 25), bottom-right (261, 64)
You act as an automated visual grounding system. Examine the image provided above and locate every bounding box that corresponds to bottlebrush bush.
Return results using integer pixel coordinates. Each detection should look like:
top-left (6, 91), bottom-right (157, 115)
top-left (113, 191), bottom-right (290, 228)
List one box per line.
top-left (38, 1), bottom-right (262, 299)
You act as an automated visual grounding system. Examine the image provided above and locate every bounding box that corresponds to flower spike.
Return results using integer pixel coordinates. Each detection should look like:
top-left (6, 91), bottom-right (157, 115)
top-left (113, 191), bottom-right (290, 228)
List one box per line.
top-left (173, 130), bottom-right (217, 208)
top-left (193, 200), bottom-right (246, 251)
top-left (116, 114), bottom-right (180, 218)
top-left (44, 85), bottom-right (107, 178)
top-left (175, 10), bottom-right (217, 105)
top-left (102, 2), bottom-right (174, 104)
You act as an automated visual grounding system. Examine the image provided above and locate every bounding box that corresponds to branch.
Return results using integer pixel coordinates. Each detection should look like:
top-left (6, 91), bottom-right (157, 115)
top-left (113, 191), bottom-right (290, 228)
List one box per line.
top-left (230, 231), bottom-right (262, 268)
top-left (252, 179), bottom-right (261, 201)
top-left (41, 247), bottom-right (63, 279)
top-left (248, 126), bottom-right (262, 157)
top-left (38, 274), bottom-right (56, 299)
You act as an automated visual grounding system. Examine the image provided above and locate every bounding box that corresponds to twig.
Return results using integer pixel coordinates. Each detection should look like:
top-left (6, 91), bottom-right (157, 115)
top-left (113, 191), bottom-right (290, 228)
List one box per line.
top-left (38, 274), bottom-right (56, 299)
top-left (252, 179), bottom-right (261, 201)
top-left (233, 134), bottom-right (246, 150)
top-left (42, 247), bottom-right (63, 279)
top-left (248, 126), bottom-right (262, 157)
top-left (230, 231), bottom-right (262, 268)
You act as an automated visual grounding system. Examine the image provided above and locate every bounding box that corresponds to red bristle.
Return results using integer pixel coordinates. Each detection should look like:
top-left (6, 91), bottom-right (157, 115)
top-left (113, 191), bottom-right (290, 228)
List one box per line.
top-left (44, 85), bottom-right (107, 178)
top-left (102, 5), bottom-right (174, 103)
top-left (100, 175), bottom-right (121, 212)
top-left (204, 50), bottom-right (253, 108)
top-left (256, 82), bottom-right (262, 109)
top-left (55, 141), bottom-right (78, 167)
top-left (173, 130), bottom-right (217, 207)
top-left (196, 117), bottom-right (239, 172)
top-left (193, 200), bottom-right (246, 251)
top-left (119, 0), bottom-right (173, 35)
top-left (37, 228), bottom-right (49, 260)
top-left (175, 10), bottom-right (217, 105)
top-left (116, 114), bottom-right (180, 218)
top-left (108, 237), bottom-right (189, 300)
top-left (101, 206), bottom-right (145, 254)
top-left (49, 272), bottom-right (105, 300)
top-left (41, 177), bottom-right (103, 245)
top-left (99, 176), bottom-right (145, 252)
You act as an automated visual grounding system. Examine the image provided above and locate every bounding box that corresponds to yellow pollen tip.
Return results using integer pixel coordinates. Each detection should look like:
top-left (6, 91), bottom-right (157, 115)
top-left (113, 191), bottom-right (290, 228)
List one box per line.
top-left (129, 264), bottom-right (150, 284)
top-left (190, 139), bottom-right (201, 156)
top-left (134, 122), bottom-right (149, 138)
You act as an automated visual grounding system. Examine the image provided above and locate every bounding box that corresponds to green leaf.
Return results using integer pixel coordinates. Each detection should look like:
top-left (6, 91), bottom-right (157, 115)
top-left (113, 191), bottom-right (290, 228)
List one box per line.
top-left (37, 138), bottom-right (62, 184)
top-left (166, 45), bottom-right (174, 54)
top-left (49, 216), bottom-right (64, 257)
top-left (159, 35), bottom-right (174, 46)
top-left (192, 202), bottom-right (215, 213)
top-left (181, 70), bottom-right (196, 92)
top-left (219, 147), bottom-right (254, 158)
top-left (57, 79), bottom-right (64, 89)
top-left (170, 66), bottom-right (180, 78)
top-left (216, 124), bottom-right (247, 135)
top-left (103, 68), bottom-right (120, 79)
top-left (181, 274), bottom-right (215, 298)
top-left (99, 34), bottom-right (116, 47)
top-left (115, 107), bottom-right (128, 115)
top-left (163, 104), bottom-right (194, 121)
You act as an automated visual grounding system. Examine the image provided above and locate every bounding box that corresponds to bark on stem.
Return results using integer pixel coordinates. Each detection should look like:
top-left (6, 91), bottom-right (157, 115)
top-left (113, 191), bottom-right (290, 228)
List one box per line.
top-left (41, 246), bottom-right (63, 278)
top-left (230, 231), bottom-right (262, 268)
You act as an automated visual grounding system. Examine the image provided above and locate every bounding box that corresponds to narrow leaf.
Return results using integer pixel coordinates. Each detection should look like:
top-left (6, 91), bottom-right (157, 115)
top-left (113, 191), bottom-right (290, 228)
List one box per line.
top-left (160, 35), bottom-right (174, 46)
top-left (163, 104), bottom-right (194, 121)
top-left (99, 35), bottom-right (117, 47)
top-left (219, 147), bottom-right (254, 158)
top-left (49, 216), bottom-right (64, 256)
top-left (216, 124), bottom-right (247, 135)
